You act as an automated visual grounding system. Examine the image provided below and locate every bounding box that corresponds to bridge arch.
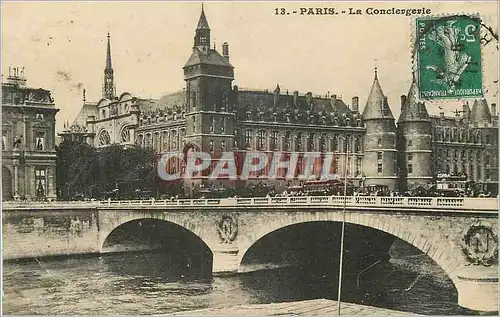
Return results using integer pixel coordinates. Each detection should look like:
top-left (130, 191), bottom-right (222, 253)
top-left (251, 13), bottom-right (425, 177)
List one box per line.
top-left (236, 212), bottom-right (460, 288)
top-left (98, 212), bottom-right (218, 253)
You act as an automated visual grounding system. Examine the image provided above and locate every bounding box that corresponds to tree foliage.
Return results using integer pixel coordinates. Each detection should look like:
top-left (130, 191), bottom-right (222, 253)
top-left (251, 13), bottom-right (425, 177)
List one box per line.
top-left (56, 140), bottom-right (157, 200)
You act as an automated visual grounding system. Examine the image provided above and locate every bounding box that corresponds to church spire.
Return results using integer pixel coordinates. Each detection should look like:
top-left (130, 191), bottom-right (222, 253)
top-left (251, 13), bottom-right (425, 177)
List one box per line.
top-left (103, 32), bottom-right (115, 100)
top-left (105, 32), bottom-right (112, 71)
top-left (194, 3), bottom-right (210, 48)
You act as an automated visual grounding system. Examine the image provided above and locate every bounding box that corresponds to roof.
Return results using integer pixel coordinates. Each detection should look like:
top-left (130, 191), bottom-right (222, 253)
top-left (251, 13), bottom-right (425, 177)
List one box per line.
top-left (398, 81), bottom-right (430, 123)
top-left (470, 99), bottom-right (491, 123)
top-left (184, 48), bottom-right (233, 68)
top-left (235, 89), bottom-right (360, 126)
top-left (197, 5), bottom-right (210, 30)
top-left (361, 71), bottom-right (394, 120)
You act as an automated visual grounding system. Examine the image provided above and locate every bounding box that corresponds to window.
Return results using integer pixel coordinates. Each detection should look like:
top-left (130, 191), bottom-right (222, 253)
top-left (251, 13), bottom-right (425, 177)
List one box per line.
top-left (36, 113), bottom-right (44, 120)
top-left (320, 134), bottom-right (327, 152)
top-left (162, 131), bottom-right (169, 151)
top-left (332, 134), bottom-right (338, 152)
top-left (296, 132), bottom-right (303, 151)
top-left (221, 118), bottom-right (226, 134)
top-left (377, 152), bottom-right (383, 160)
top-left (2, 134), bottom-right (7, 150)
top-left (355, 136), bottom-right (361, 153)
top-left (377, 163), bottom-right (383, 173)
top-left (270, 131), bottom-right (278, 150)
top-left (209, 140), bottom-right (214, 152)
top-left (221, 141), bottom-right (226, 152)
top-left (377, 138), bottom-right (381, 146)
top-left (210, 117), bottom-right (215, 133)
top-left (102, 109), bottom-right (106, 119)
top-left (145, 133), bottom-right (152, 148)
top-left (245, 130), bottom-right (252, 149)
top-left (192, 91), bottom-right (197, 108)
top-left (284, 131), bottom-right (291, 151)
top-left (308, 133), bottom-right (315, 152)
top-left (121, 127), bottom-right (131, 143)
top-left (408, 140), bottom-right (412, 147)
top-left (356, 158), bottom-right (362, 175)
top-left (98, 130), bottom-right (111, 146)
top-left (35, 168), bottom-right (47, 198)
top-left (408, 163), bottom-right (413, 174)
top-left (258, 130), bottom-right (266, 150)
top-left (407, 153), bottom-right (413, 161)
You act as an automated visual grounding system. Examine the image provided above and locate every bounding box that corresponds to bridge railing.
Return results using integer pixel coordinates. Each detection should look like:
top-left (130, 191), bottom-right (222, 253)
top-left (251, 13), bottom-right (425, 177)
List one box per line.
top-left (3, 196), bottom-right (498, 211)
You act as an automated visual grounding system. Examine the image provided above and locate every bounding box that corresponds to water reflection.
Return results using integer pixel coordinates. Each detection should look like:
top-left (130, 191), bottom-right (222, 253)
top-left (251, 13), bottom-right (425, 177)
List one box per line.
top-left (2, 247), bottom-right (482, 315)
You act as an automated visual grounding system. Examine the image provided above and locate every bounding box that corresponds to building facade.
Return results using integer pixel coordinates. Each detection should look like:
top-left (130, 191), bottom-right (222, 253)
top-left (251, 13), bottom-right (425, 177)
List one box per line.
top-left (2, 68), bottom-right (59, 201)
top-left (60, 6), bottom-right (499, 196)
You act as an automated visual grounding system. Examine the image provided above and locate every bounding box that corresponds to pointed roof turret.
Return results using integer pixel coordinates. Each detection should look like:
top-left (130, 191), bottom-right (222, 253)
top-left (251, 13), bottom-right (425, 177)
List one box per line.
top-left (197, 3), bottom-right (210, 30)
top-left (470, 99), bottom-right (492, 123)
top-left (105, 32), bottom-right (113, 71)
top-left (362, 68), bottom-right (394, 120)
top-left (398, 80), bottom-right (429, 123)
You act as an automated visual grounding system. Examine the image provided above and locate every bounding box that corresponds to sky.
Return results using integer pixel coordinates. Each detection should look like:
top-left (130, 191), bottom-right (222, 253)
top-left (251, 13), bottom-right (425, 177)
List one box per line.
top-left (2, 1), bottom-right (498, 133)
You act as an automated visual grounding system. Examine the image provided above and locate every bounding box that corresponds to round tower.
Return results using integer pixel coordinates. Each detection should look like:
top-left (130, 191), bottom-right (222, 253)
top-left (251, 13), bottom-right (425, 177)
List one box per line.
top-left (397, 80), bottom-right (433, 192)
top-left (361, 68), bottom-right (398, 191)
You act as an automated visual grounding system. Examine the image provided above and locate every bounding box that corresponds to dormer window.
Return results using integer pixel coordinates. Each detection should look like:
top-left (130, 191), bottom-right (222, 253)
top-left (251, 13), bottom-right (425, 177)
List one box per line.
top-left (36, 113), bottom-right (44, 120)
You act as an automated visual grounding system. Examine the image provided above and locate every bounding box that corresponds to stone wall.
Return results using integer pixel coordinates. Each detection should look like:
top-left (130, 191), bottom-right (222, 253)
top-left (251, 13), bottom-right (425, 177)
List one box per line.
top-left (2, 208), bottom-right (100, 260)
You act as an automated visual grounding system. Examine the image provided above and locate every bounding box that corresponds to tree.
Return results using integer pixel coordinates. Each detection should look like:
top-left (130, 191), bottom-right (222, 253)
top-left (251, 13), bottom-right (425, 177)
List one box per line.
top-left (56, 141), bottom-right (157, 200)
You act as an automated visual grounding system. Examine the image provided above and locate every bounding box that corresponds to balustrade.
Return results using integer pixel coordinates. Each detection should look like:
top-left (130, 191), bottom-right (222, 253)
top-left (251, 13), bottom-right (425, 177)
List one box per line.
top-left (3, 196), bottom-right (498, 211)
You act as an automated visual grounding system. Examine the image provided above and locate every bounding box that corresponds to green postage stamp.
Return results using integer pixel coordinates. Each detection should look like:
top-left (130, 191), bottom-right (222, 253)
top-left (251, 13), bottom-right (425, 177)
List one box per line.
top-left (415, 15), bottom-right (483, 100)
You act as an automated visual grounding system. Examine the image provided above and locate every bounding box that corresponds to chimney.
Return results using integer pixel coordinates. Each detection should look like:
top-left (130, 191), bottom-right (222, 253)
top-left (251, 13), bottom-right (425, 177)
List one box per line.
top-left (293, 91), bottom-right (299, 106)
top-left (222, 42), bottom-right (229, 59)
top-left (400, 95), bottom-right (407, 109)
top-left (274, 84), bottom-right (280, 107)
top-left (491, 103), bottom-right (497, 116)
top-left (462, 103), bottom-right (470, 120)
top-left (352, 96), bottom-right (359, 112)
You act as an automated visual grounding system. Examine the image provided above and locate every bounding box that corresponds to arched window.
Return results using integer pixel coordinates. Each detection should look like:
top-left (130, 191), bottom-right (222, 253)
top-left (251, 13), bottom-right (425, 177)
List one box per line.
top-left (98, 130), bottom-right (111, 146)
top-left (121, 126), bottom-right (131, 143)
top-left (162, 131), bottom-right (169, 152)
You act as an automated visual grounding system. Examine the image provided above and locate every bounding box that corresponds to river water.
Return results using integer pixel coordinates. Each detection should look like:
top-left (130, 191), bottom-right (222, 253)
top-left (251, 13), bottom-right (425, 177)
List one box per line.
top-left (2, 244), bottom-right (486, 316)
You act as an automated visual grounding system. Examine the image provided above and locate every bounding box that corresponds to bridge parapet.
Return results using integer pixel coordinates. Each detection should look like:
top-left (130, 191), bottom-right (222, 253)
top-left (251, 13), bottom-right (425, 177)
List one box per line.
top-left (3, 196), bottom-right (498, 212)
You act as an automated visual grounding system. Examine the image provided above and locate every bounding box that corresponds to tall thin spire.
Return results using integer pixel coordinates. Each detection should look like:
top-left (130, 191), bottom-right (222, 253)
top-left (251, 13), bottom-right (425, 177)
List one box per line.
top-left (194, 3), bottom-right (211, 48)
top-left (106, 32), bottom-right (112, 70)
top-left (103, 32), bottom-right (115, 99)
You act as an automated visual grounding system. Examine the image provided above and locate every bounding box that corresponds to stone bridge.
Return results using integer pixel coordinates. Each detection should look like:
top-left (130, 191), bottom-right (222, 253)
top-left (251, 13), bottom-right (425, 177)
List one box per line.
top-left (2, 196), bottom-right (498, 311)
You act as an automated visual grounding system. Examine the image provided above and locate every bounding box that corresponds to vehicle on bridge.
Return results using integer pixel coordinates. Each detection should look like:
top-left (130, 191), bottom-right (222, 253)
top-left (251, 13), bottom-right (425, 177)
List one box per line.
top-left (302, 179), bottom-right (355, 196)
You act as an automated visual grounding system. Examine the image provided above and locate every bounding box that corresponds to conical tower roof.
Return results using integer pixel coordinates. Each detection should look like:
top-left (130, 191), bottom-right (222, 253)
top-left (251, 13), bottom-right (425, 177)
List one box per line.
top-left (470, 99), bottom-right (491, 123)
top-left (398, 80), bottom-right (429, 123)
top-left (197, 4), bottom-right (210, 30)
top-left (362, 68), bottom-right (394, 120)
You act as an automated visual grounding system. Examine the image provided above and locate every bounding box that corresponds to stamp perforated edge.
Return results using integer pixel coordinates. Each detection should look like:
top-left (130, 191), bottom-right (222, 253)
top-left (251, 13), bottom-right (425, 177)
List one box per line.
top-left (410, 12), bottom-right (486, 104)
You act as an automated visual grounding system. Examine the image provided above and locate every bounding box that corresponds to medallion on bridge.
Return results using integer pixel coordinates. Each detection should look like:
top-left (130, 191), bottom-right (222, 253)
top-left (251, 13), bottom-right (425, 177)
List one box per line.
top-left (216, 214), bottom-right (238, 244)
top-left (461, 222), bottom-right (498, 266)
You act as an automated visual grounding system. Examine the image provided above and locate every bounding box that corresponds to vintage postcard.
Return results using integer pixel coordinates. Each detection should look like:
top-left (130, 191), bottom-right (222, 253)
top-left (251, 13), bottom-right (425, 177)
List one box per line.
top-left (1, 1), bottom-right (498, 316)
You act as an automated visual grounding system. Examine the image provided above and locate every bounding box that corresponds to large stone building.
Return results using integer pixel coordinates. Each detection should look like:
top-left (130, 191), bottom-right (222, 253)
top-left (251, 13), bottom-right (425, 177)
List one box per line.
top-left (2, 67), bottom-right (59, 201)
top-left (59, 6), bottom-right (498, 195)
